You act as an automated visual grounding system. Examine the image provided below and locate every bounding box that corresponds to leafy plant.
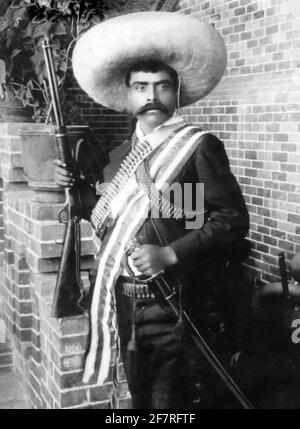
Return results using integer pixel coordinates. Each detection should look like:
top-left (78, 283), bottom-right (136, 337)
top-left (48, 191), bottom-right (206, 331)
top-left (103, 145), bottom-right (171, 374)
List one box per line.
top-left (0, 0), bottom-right (126, 122)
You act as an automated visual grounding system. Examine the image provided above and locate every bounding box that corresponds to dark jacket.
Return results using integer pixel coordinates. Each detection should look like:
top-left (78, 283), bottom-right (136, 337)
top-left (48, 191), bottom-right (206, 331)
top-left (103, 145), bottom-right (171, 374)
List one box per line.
top-left (81, 131), bottom-right (250, 327)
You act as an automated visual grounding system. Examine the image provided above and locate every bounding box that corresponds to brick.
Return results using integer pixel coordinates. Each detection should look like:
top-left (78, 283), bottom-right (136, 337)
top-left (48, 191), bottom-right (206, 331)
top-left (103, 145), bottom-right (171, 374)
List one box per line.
top-left (4, 250), bottom-right (14, 265)
top-left (53, 368), bottom-right (84, 389)
top-left (286, 30), bottom-right (300, 40)
top-left (89, 383), bottom-right (113, 403)
top-left (15, 299), bottom-right (32, 315)
top-left (234, 7), bottom-right (245, 16)
top-left (30, 204), bottom-right (63, 221)
top-left (58, 317), bottom-right (89, 336)
top-left (246, 3), bottom-right (258, 13)
top-left (0, 353), bottom-right (13, 366)
top-left (16, 256), bottom-right (29, 270)
top-left (15, 313), bottom-right (32, 330)
top-left (266, 25), bottom-right (278, 35)
top-left (241, 31), bottom-right (252, 40)
top-left (13, 269), bottom-right (30, 285)
top-left (263, 236), bottom-right (277, 247)
top-left (0, 341), bottom-right (12, 353)
top-left (264, 218), bottom-right (278, 228)
top-left (278, 240), bottom-right (295, 253)
top-left (61, 388), bottom-right (88, 408)
top-left (59, 334), bottom-right (88, 356)
top-left (222, 26), bottom-right (233, 36)
top-left (288, 214), bottom-right (300, 224)
top-left (229, 1), bottom-right (239, 9)
top-left (273, 133), bottom-right (289, 142)
top-left (60, 354), bottom-right (85, 371)
top-left (15, 325), bottom-right (31, 342)
top-left (253, 10), bottom-right (264, 19)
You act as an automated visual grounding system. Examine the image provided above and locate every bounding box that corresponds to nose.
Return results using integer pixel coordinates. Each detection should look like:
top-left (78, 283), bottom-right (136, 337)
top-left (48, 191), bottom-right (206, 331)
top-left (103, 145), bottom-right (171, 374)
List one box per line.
top-left (146, 84), bottom-right (158, 102)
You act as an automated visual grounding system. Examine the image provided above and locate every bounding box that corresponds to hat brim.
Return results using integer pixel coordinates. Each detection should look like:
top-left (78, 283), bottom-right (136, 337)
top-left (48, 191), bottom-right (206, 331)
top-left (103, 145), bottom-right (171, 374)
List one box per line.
top-left (72, 12), bottom-right (227, 113)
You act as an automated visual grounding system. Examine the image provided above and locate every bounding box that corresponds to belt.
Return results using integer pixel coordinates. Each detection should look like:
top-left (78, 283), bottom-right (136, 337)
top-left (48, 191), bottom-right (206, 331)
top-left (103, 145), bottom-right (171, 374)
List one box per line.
top-left (119, 276), bottom-right (155, 299)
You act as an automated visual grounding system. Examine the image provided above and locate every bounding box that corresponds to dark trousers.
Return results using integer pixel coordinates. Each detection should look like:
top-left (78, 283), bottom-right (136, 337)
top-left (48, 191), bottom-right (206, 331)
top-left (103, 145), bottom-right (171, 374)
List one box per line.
top-left (115, 283), bottom-right (202, 409)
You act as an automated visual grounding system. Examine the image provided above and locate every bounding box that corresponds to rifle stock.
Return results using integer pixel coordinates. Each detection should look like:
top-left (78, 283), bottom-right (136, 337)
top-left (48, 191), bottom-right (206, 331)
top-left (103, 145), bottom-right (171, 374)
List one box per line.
top-left (51, 214), bottom-right (86, 318)
top-left (42, 37), bottom-right (87, 318)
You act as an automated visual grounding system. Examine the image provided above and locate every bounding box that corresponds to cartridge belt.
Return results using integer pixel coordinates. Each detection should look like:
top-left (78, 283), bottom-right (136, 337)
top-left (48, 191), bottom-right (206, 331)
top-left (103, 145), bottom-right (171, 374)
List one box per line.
top-left (119, 276), bottom-right (155, 299)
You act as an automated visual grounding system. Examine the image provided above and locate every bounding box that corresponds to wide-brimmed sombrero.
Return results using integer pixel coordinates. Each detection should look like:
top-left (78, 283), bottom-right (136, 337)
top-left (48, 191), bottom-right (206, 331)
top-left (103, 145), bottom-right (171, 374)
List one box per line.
top-left (72, 11), bottom-right (227, 113)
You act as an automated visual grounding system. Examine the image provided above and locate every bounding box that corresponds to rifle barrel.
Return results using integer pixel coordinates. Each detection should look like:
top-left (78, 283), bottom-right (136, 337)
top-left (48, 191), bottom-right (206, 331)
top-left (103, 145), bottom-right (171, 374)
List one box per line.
top-left (42, 37), bottom-right (74, 168)
top-left (42, 37), bottom-right (64, 129)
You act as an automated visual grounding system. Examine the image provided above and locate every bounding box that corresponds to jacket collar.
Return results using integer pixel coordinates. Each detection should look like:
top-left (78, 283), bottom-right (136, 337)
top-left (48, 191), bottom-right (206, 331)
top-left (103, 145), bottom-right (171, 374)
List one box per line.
top-left (135, 112), bottom-right (184, 142)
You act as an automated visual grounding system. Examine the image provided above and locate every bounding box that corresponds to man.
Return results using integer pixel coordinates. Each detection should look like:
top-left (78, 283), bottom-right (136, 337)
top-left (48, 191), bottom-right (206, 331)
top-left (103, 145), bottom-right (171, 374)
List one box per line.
top-left (54, 12), bottom-right (250, 409)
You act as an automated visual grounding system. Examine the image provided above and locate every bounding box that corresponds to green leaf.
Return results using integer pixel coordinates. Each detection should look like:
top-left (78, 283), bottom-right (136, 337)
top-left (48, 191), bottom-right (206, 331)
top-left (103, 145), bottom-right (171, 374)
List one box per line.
top-left (57, 59), bottom-right (67, 73)
top-left (33, 20), bottom-right (54, 38)
top-left (13, 6), bottom-right (28, 22)
top-left (36, 0), bottom-right (52, 7)
top-left (53, 21), bottom-right (67, 36)
top-left (0, 17), bottom-right (8, 31)
top-left (5, 28), bottom-right (16, 50)
top-left (25, 86), bottom-right (32, 100)
top-left (11, 48), bottom-right (21, 59)
top-left (30, 51), bottom-right (44, 82)
top-left (0, 0), bottom-right (11, 16)
top-left (27, 79), bottom-right (34, 90)
top-left (0, 59), bottom-right (6, 83)
top-left (55, 0), bottom-right (72, 15)
top-left (37, 69), bottom-right (46, 85)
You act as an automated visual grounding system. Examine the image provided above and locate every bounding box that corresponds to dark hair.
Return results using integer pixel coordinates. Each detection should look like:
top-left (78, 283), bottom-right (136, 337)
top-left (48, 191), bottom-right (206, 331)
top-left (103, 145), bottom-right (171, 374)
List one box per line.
top-left (125, 60), bottom-right (178, 89)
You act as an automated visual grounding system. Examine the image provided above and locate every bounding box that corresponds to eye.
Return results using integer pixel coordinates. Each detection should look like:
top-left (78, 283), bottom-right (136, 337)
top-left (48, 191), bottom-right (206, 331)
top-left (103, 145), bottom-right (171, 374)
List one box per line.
top-left (157, 83), bottom-right (171, 91)
top-left (134, 84), bottom-right (146, 92)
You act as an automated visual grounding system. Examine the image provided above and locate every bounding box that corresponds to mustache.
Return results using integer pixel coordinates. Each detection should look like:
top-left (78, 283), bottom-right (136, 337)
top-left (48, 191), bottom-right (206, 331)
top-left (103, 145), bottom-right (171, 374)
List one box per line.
top-left (137, 102), bottom-right (168, 115)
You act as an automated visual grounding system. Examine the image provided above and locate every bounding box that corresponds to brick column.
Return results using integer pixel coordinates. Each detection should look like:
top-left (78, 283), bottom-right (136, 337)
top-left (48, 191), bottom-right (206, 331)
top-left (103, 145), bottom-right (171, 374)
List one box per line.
top-left (0, 123), bottom-right (130, 408)
top-left (0, 123), bottom-right (26, 374)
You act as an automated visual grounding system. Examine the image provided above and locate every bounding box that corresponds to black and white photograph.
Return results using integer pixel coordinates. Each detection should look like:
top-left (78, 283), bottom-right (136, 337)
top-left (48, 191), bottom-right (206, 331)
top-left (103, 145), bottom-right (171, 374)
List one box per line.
top-left (0, 0), bottom-right (300, 412)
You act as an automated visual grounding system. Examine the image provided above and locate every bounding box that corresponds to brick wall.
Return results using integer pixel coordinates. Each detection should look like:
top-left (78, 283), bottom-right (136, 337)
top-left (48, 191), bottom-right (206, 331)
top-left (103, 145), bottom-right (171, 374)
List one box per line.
top-left (177, 0), bottom-right (300, 283)
top-left (0, 123), bottom-right (130, 408)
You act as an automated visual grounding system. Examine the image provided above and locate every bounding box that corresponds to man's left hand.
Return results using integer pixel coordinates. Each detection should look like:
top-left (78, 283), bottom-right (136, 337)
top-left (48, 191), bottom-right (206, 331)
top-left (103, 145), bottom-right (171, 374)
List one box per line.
top-left (130, 245), bottom-right (178, 277)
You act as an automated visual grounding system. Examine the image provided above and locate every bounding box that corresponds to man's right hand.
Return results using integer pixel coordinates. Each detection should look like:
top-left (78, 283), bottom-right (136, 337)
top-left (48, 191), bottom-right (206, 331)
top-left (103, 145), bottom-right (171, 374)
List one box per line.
top-left (54, 159), bottom-right (76, 188)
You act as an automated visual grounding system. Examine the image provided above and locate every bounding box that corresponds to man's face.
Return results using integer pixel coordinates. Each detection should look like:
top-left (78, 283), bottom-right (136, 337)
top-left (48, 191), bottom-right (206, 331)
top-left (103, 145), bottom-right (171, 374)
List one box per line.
top-left (128, 70), bottom-right (177, 130)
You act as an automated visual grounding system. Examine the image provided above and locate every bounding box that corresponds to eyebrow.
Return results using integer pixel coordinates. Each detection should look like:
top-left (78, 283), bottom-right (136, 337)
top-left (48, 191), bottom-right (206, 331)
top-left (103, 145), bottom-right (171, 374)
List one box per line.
top-left (130, 79), bottom-right (173, 87)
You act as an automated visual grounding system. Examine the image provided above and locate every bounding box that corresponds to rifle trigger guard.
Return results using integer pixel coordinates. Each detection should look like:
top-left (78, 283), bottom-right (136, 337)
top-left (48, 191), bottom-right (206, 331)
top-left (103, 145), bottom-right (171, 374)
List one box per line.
top-left (58, 204), bottom-right (69, 224)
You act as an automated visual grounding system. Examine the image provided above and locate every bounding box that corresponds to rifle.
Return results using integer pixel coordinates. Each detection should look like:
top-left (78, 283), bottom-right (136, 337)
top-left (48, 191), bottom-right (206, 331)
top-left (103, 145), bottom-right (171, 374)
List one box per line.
top-left (42, 36), bottom-right (87, 318)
